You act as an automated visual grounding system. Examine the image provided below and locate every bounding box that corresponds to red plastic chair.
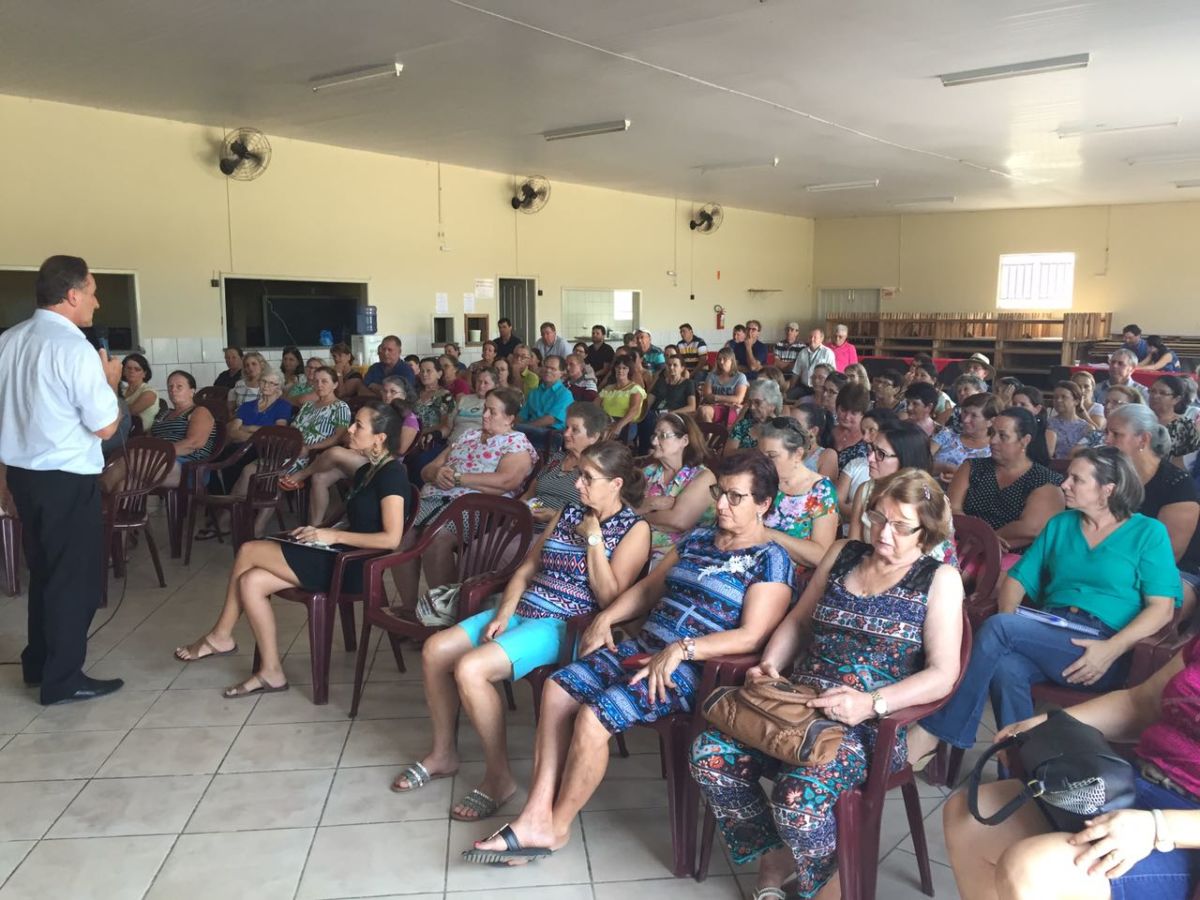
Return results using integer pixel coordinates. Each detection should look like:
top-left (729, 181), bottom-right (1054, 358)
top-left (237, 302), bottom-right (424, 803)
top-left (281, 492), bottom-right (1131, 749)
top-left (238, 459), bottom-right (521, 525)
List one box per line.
top-left (697, 611), bottom-right (973, 900)
top-left (951, 514), bottom-right (1003, 630)
top-left (152, 419), bottom-right (228, 559)
top-left (182, 425), bottom-right (302, 563)
top-left (568, 386), bottom-right (598, 402)
top-left (101, 438), bottom-right (176, 606)
top-left (349, 494), bottom-right (534, 716)
top-left (1, 514), bottom-right (22, 597)
top-left (195, 387), bottom-right (231, 424)
top-left (265, 482), bottom-right (420, 705)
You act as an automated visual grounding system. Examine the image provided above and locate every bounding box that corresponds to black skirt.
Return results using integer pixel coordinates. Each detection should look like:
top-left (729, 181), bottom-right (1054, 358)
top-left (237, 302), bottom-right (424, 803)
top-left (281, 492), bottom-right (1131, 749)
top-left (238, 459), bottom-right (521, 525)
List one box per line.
top-left (280, 541), bottom-right (366, 594)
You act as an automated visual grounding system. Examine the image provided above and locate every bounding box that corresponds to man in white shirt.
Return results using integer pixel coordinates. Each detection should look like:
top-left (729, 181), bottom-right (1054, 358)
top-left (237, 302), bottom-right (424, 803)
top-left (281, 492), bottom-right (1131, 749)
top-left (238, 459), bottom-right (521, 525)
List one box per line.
top-left (791, 328), bottom-right (837, 388)
top-left (0, 255), bottom-right (124, 705)
top-left (532, 321), bottom-right (570, 362)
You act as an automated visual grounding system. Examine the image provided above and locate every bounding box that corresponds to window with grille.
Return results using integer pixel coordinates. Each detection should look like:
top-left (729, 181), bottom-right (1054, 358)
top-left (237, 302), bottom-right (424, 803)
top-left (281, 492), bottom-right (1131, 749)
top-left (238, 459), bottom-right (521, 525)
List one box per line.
top-left (996, 252), bottom-right (1075, 310)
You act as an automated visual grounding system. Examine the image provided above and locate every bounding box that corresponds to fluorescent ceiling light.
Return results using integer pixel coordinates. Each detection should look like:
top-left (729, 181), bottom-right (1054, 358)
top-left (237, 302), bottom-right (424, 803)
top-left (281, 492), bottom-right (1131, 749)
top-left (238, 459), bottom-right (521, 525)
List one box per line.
top-left (542, 119), bottom-right (631, 142)
top-left (939, 53), bottom-right (1089, 87)
top-left (1126, 152), bottom-right (1200, 166)
top-left (892, 196), bottom-right (956, 208)
top-left (1057, 119), bottom-right (1180, 138)
top-left (805, 179), bottom-right (879, 193)
top-left (1174, 179), bottom-right (1200, 189)
top-left (695, 157), bottom-right (780, 174)
top-left (310, 62), bottom-right (403, 93)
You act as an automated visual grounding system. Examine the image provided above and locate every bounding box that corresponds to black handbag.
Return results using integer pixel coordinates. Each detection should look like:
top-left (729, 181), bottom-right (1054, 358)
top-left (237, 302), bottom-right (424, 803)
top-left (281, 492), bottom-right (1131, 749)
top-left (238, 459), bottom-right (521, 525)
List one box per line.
top-left (967, 708), bottom-right (1137, 832)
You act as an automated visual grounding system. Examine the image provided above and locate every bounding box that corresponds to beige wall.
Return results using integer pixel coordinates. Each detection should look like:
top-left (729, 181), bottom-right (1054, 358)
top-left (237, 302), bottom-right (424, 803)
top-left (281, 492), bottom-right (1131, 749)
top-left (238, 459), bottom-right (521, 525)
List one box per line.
top-left (814, 203), bottom-right (1200, 333)
top-left (0, 94), bottom-right (815, 350)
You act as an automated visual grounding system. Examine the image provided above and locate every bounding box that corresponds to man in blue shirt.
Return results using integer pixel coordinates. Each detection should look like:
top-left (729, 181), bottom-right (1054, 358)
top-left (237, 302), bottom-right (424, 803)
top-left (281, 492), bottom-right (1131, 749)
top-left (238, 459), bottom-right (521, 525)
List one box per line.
top-left (1121, 324), bottom-right (1150, 363)
top-left (635, 329), bottom-right (666, 374)
top-left (516, 354), bottom-right (573, 449)
top-left (533, 321), bottom-right (571, 362)
top-left (363, 335), bottom-right (415, 392)
top-left (732, 319), bottom-right (769, 379)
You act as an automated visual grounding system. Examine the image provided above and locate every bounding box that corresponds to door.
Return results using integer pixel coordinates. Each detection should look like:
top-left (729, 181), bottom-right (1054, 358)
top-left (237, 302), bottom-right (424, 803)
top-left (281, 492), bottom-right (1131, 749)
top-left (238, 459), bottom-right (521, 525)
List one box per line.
top-left (817, 288), bottom-right (881, 320)
top-left (499, 277), bottom-right (537, 345)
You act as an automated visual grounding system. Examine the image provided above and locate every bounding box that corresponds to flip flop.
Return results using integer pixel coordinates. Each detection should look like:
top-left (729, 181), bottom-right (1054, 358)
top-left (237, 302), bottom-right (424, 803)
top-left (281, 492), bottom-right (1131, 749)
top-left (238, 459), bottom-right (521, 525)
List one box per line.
top-left (221, 675), bottom-right (289, 699)
top-left (390, 761), bottom-right (455, 794)
top-left (462, 824), bottom-right (554, 866)
top-left (278, 476), bottom-right (304, 491)
top-left (450, 788), bottom-right (511, 822)
top-left (174, 636), bottom-right (238, 663)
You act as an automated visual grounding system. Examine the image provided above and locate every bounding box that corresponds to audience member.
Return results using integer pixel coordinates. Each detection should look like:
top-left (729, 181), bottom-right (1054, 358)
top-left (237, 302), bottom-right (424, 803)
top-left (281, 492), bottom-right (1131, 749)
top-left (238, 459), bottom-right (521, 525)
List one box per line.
top-left (788, 404), bottom-right (839, 480)
top-left (829, 322), bottom-right (859, 372)
top-left (1011, 385), bottom-right (1057, 459)
top-left (933, 392), bottom-right (998, 481)
top-left (635, 329), bottom-right (666, 374)
top-left (493, 357), bottom-right (512, 392)
top-left (584, 325), bottom-right (615, 381)
top-left (1122, 322), bottom-right (1150, 363)
top-left (1150, 374), bottom-right (1200, 462)
top-left (469, 340), bottom-right (498, 376)
top-left (443, 341), bottom-right (467, 371)
top-left (446, 367), bottom-right (495, 446)
top-left (174, 402), bottom-right (410, 698)
top-left (392, 441), bottom-right (649, 821)
top-left (831, 382), bottom-right (871, 470)
top-left (995, 374), bottom-right (1022, 410)
top-left (1046, 379), bottom-right (1095, 458)
top-left (120, 352), bottom-right (158, 433)
top-left (1069, 369), bottom-right (1107, 429)
top-left (728, 320), bottom-right (766, 379)
top-left (806, 362), bottom-right (833, 404)
top-left (772, 322), bottom-right (803, 376)
top-left (692, 470), bottom-right (962, 899)
top-left (532, 321), bottom-right (570, 362)
top-left (516, 355), bottom-right (573, 447)
top-left (214, 345), bottom-right (243, 389)
top-left (843, 362), bottom-right (870, 390)
top-left (493, 317), bottom-right (522, 359)
top-left (1142, 333), bottom-right (1182, 371)
top-left (903, 382), bottom-right (944, 440)
top-left (287, 356), bottom-right (323, 408)
top-left (755, 416), bottom-right (839, 569)
top-left (1077, 383), bottom-right (1146, 451)
top-left (150, 371), bottom-right (218, 489)
top-left (728, 379), bottom-right (784, 452)
top-left (438, 355), bottom-right (471, 399)
top-left (279, 346), bottom-right (306, 401)
top-left (330, 342), bottom-right (364, 399)
top-left (819, 371), bottom-right (849, 416)
top-left (464, 451), bottom-right (794, 866)
top-left (510, 345), bottom-right (541, 395)
top-left (699, 347), bottom-right (748, 427)
top-left (907, 361), bottom-right (956, 422)
top-left (947, 407), bottom-right (1064, 557)
top-left (413, 358), bottom-right (455, 440)
top-left (638, 354), bottom-right (696, 453)
top-left (909, 447), bottom-right (1179, 762)
top-left (596, 354), bottom-right (646, 441)
top-left (944, 374), bottom-right (987, 433)
top-left (1097, 348), bottom-right (1151, 403)
top-left (563, 353), bottom-right (597, 395)
top-left (871, 368), bottom-right (905, 414)
top-left (962, 352), bottom-right (995, 387)
top-left (519, 402), bottom-right (609, 528)
top-left (364, 335), bottom-right (416, 392)
top-left (638, 412), bottom-right (716, 566)
top-left (793, 328), bottom-right (837, 387)
top-left (622, 331), bottom-right (637, 349)
top-left (836, 407), bottom-right (897, 520)
top-left (285, 367), bottom-right (352, 476)
top-left (676, 322), bottom-right (708, 373)
top-left (228, 351), bottom-right (268, 414)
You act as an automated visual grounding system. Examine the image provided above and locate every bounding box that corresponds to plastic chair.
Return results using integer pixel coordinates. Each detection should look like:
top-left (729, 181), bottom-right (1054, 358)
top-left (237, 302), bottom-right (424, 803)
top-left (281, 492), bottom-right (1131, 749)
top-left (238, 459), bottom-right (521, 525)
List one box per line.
top-left (697, 422), bottom-right (729, 460)
top-left (568, 386), bottom-right (598, 402)
top-left (151, 419), bottom-right (228, 559)
top-left (1, 514), bottom-right (22, 597)
top-left (697, 611), bottom-right (973, 900)
top-left (267, 482), bottom-right (419, 705)
top-left (951, 514), bottom-right (1003, 630)
top-left (402, 429), bottom-right (444, 482)
top-left (195, 386), bottom-right (231, 424)
top-left (349, 494), bottom-right (534, 716)
top-left (101, 438), bottom-right (176, 606)
top-left (182, 425), bottom-right (302, 563)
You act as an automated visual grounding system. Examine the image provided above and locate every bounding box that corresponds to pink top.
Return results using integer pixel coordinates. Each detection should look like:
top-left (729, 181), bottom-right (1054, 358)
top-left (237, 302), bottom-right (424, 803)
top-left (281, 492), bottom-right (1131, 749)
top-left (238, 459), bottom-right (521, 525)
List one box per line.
top-left (831, 341), bottom-right (859, 372)
top-left (445, 378), bottom-right (472, 399)
top-left (1135, 635), bottom-right (1200, 799)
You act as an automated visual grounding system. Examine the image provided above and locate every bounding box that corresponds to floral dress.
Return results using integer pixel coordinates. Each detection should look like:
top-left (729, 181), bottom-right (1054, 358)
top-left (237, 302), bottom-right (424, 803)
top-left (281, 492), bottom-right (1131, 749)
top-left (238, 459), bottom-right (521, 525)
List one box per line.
top-left (1046, 415), bottom-right (1092, 459)
top-left (1166, 416), bottom-right (1200, 459)
top-left (287, 399), bottom-right (351, 472)
top-left (764, 478), bottom-right (838, 543)
top-left (412, 428), bottom-right (538, 525)
top-left (691, 541), bottom-right (941, 898)
top-left (730, 414), bottom-right (759, 449)
top-left (413, 389), bottom-right (454, 430)
top-left (643, 462), bottom-right (711, 560)
top-left (933, 430), bottom-right (992, 468)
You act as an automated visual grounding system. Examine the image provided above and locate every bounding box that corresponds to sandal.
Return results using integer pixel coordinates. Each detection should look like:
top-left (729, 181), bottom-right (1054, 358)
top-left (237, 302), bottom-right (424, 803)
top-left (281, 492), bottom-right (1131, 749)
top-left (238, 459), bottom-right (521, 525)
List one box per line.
top-left (174, 636), bottom-right (238, 663)
top-left (194, 527), bottom-right (229, 542)
top-left (221, 675), bottom-right (289, 698)
top-left (461, 824), bottom-right (554, 866)
top-left (390, 761), bottom-right (455, 793)
top-left (450, 788), bottom-right (511, 822)
top-left (278, 475), bottom-right (304, 491)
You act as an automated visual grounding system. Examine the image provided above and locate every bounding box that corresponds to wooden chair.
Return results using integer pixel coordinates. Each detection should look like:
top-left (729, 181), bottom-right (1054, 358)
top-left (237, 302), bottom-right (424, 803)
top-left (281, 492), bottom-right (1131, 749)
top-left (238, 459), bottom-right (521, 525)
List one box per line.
top-left (151, 419), bottom-right (228, 559)
top-left (101, 438), bottom-right (176, 606)
top-left (1, 514), bottom-right (22, 597)
top-left (349, 494), bottom-right (534, 716)
top-left (267, 483), bottom-right (419, 705)
top-left (697, 611), bottom-right (974, 900)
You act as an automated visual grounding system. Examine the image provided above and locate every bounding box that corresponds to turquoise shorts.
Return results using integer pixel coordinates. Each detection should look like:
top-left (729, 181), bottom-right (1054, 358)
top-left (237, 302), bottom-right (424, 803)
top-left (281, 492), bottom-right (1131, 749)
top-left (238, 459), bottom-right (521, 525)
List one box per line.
top-left (455, 608), bottom-right (568, 681)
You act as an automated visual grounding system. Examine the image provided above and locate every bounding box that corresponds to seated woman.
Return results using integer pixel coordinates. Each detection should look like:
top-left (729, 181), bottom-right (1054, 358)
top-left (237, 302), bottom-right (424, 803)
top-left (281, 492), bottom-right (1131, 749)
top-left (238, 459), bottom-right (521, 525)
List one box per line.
top-left (1047, 379), bottom-right (1095, 458)
top-left (638, 412), bottom-right (717, 565)
top-left (228, 350), bottom-right (267, 416)
top-left (870, 369), bottom-right (905, 416)
top-left (903, 382), bottom-right (945, 440)
top-left (830, 382), bottom-right (870, 471)
top-left (692, 469), bottom-right (964, 900)
top-left (944, 374), bottom-right (987, 434)
top-left (788, 404), bottom-right (839, 481)
top-left (1077, 384), bottom-right (1145, 452)
top-left (596, 354), bottom-right (646, 441)
top-left (414, 357), bottom-right (456, 438)
top-left (279, 346), bottom-right (307, 404)
top-left (463, 451), bottom-right (795, 865)
top-left (469, 340), bottom-right (498, 377)
top-left (948, 407), bottom-right (1064, 558)
top-left (286, 367), bottom-right (352, 474)
top-left (818, 371), bottom-right (848, 417)
top-left (837, 408), bottom-right (898, 520)
top-left (637, 354), bottom-right (697, 454)
top-left (1150, 374), bottom-right (1200, 463)
top-left (727, 378), bottom-right (784, 453)
top-left (520, 401), bottom-right (609, 529)
top-left (1141, 333), bottom-right (1183, 371)
top-left (391, 442), bottom-right (651, 820)
top-left (850, 421), bottom-right (958, 565)
top-left (756, 417), bottom-right (839, 570)
top-left (1012, 385), bottom-right (1058, 460)
top-left (843, 362), bottom-right (871, 389)
top-left (439, 354), bottom-right (472, 399)
top-left (329, 342), bottom-right (364, 399)
top-left (933, 392), bottom-right (998, 483)
top-left (906, 362), bottom-right (955, 424)
top-left (447, 367), bottom-right (495, 445)
top-left (173, 402), bottom-right (411, 698)
top-left (285, 356), bottom-right (323, 408)
top-left (995, 375), bottom-right (1022, 411)
top-left (699, 347), bottom-right (748, 427)
top-left (943, 637), bottom-right (1200, 900)
top-left (1070, 369), bottom-right (1107, 430)
top-left (121, 352), bottom-right (158, 433)
top-left (908, 447), bottom-right (1180, 763)
top-left (392, 387), bottom-right (537, 609)
top-left (150, 370), bottom-right (218, 488)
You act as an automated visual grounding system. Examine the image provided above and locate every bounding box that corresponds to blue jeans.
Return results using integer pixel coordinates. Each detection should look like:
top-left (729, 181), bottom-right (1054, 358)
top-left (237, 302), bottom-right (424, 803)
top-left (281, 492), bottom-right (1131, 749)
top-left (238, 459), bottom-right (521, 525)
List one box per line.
top-left (921, 609), bottom-right (1129, 749)
top-left (1110, 776), bottom-right (1200, 900)
top-left (636, 409), bottom-right (660, 454)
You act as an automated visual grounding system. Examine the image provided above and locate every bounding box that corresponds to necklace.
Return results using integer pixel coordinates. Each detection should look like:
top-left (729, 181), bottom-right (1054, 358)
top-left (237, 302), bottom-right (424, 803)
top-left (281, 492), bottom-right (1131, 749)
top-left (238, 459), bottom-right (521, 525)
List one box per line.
top-left (345, 453), bottom-right (394, 502)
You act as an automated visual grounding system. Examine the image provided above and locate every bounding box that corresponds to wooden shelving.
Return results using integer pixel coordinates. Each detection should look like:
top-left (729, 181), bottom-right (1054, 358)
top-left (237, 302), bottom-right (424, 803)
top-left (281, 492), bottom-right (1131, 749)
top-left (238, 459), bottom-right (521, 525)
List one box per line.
top-left (830, 311), bottom-right (1112, 381)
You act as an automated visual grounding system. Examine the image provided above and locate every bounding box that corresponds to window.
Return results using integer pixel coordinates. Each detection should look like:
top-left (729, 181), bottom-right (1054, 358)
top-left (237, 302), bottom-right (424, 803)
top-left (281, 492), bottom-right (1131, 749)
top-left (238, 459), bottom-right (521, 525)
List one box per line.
top-left (996, 252), bottom-right (1075, 310)
top-left (223, 277), bottom-right (368, 348)
top-left (561, 288), bottom-right (640, 342)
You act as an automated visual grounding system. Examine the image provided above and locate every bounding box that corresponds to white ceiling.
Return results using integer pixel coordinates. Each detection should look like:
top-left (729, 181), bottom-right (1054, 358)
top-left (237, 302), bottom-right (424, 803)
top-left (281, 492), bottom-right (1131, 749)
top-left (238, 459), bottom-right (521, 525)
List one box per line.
top-left (3, 0), bottom-right (1200, 217)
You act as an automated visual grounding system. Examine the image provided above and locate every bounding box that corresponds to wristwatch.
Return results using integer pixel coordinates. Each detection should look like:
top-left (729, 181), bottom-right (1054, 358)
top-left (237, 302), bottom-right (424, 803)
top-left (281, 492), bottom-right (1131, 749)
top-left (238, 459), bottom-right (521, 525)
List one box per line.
top-left (680, 637), bottom-right (696, 661)
top-left (586, 532), bottom-right (602, 547)
top-left (453, 471), bottom-right (462, 486)
top-left (1152, 809), bottom-right (1175, 852)
top-left (870, 689), bottom-right (889, 719)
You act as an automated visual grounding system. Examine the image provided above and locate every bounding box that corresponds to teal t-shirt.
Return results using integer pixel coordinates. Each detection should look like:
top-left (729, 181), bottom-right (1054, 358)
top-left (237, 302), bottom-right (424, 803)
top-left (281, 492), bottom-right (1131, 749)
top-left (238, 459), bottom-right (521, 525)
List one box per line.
top-left (1009, 509), bottom-right (1182, 630)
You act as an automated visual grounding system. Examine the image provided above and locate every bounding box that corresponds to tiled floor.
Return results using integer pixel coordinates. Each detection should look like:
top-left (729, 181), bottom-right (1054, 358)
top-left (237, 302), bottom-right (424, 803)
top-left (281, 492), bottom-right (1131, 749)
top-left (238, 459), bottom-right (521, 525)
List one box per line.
top-left (0, 514), bottom-right (985, 899)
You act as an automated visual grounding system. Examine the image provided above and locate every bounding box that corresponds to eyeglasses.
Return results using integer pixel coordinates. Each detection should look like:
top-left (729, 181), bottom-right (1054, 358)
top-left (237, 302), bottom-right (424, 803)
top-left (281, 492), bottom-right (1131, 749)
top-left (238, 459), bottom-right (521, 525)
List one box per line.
top-left (865, 510), bottom-right (922, 536)
top-left (866, 443), bottom-right (898, 461)
top-left (650, 431), bottom-right (682, 442)
top-left (709, 485), bottom-right (754, 506)
top-left (577, 472), bottom-right (614, 486)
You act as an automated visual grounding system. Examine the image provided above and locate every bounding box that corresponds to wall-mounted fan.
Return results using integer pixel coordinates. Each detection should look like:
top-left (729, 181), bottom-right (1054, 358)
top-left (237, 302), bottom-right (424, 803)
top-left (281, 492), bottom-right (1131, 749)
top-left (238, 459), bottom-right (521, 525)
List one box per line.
top-left (218, 128), bottom-right (272, 181)
top-left (690, 203), bottom-right (724, 234)
top-left (511, 176), bottom-right (551, 213)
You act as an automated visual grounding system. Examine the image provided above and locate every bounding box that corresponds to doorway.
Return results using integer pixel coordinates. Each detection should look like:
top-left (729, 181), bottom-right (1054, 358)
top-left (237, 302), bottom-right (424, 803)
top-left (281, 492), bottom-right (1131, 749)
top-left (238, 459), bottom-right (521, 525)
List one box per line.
top-left (499, 277), bottom-right (537, 346)
top-left (817, 288), bottom-right (881, 321)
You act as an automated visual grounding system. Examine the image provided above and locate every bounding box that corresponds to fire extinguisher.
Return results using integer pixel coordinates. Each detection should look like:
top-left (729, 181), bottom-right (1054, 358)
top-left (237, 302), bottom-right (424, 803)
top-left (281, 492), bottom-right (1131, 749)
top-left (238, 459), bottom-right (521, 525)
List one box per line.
top-left (714, 304), bottom-right (725, 330)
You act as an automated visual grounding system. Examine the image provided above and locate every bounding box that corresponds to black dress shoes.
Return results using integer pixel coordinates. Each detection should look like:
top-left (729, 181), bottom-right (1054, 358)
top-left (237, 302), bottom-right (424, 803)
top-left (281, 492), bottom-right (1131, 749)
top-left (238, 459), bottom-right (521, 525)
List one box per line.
top-left (44, 676), bottom-right (125, 706)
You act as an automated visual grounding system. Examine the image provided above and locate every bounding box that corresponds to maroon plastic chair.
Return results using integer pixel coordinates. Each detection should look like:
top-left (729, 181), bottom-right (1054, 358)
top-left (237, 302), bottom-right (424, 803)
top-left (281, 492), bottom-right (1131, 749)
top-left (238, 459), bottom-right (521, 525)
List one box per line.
top-left (1, 514), bottom-right (22, 597)
top-left (568, 386), bottom-right (598, 402)
top-left (697, 611), bottom-right (973, 900)
top-left (697, 422), bottom-right (729, 461)
top-left (951, 513), bottom-right (1002, 630)
top-left (195, 387), bottom-right (231, 424)
top-left (151, 419), bottom-right (228, 559)
top-left (267, 482), bottom-right (420, 705)
top-left (101, 438), bottom-right (176, 607)
top-left (182, 425), bottom-right (302, 563)
top-left (349, 494), bottom-right (534, 716)
top-left (402, 428), bottom-right (444, 482)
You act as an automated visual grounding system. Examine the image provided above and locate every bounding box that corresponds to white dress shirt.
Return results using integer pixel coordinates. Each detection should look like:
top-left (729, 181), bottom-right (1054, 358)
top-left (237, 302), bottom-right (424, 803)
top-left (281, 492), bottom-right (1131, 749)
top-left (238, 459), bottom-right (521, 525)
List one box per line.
top-left (793, 344), bottom-right (837, 387)
top-left (533, 336), bottom-right (571, 361)
top-left (0, 309), bottom-right (118, 474)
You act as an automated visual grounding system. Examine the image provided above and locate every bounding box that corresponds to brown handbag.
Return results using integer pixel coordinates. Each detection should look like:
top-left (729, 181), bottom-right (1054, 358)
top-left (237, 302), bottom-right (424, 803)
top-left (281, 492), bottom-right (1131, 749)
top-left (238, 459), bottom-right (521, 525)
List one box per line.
top-left (701, 678), bottom-right (846, 767)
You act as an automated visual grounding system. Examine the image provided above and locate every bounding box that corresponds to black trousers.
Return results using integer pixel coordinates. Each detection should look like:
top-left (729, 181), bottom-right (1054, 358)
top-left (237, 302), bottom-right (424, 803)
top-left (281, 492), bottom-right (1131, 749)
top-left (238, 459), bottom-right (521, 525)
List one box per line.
top-left (6, 467), bottom-right (103, 703)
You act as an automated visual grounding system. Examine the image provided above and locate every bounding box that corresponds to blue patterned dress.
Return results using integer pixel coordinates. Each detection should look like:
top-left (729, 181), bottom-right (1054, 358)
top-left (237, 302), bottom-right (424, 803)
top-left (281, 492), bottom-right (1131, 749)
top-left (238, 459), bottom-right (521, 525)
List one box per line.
top-left (690, 540), bottom-right (941, 899)
top-left (551, 527), bottom-right (794, 733)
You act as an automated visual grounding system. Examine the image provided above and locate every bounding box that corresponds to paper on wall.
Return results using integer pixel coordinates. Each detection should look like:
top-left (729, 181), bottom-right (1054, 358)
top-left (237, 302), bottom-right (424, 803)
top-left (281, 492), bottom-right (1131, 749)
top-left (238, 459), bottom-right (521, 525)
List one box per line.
top-left (474, 278), bottom-right (495, 300)
top-left (463, 293), bottom-right (476, 313)
top-left (435, 292), bottom-right (449, 314)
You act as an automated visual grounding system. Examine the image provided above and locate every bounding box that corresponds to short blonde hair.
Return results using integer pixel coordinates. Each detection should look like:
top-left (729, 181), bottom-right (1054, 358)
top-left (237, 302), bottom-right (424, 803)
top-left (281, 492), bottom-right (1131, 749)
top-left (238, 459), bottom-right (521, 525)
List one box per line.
top-left (869, 468), bottom-right (952, 553)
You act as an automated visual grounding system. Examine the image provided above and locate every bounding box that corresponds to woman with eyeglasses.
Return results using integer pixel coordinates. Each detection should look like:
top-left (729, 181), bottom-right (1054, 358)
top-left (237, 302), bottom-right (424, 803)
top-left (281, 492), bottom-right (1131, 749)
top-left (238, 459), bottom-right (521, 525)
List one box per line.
top-left (1149, 375), bottom-right (1200, 463)
top-left (756, 417), bottom-right (839, 569)
top-left (819, 371), bottom-right (848, 416)
top-left (638, 412), bottom-right (717, 566)
top-left (691, 469), bottom-right (964, 900)
top-left (392, 441), bottom-right (650, 821)
top-left (932, 392), bottom-right (998, 483)
top-left (727, 379), bottom-right (784, 453)
top-left (870, 369), bottom-right (905, 415)
top-left (908, 447), bottom-right (1179, 770)
top-left (836, 408), bottom-right (898, 521)
top-left (464, 451), bottom-right (794, 866)
top-left (1076, 384), bottom-right (1145, 452)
